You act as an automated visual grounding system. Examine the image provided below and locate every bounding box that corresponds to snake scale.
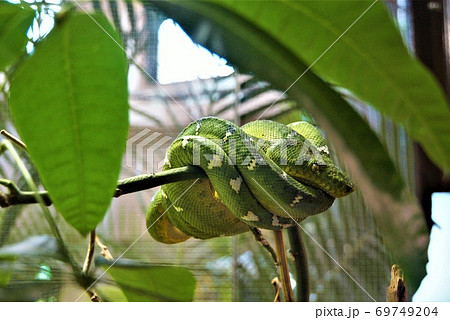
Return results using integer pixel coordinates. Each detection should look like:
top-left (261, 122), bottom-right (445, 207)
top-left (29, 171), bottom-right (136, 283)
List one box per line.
top-left (146, 117), bottom-right (354, 244)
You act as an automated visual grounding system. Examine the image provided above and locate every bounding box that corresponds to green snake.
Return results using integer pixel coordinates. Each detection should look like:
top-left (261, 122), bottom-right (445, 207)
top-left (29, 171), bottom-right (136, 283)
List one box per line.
top-left (146, 117), bottom-right (354, 244)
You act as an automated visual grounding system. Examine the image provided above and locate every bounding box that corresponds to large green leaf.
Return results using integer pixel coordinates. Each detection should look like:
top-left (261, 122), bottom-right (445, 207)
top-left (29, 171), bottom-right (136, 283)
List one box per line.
top-left (98, 258), bottom-right (196, 302)
top-left (0, 2), bottom-right (34, 72)
top-left (9, 13), bottom-right (129, 235)
top-left (217, 0), bottom-right (450, 173)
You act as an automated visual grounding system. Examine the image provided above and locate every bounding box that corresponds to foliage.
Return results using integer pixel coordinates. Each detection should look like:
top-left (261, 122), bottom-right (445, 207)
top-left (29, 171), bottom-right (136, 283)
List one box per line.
top-left (97, 258), bottom-right (196, 302)
top-left (0, 0), bottom-right (447, 301)
top-left (148, 0), bottom-right (439, 294)
top-left (0, 0), bottom-right (196, 302)
top-left (0, 2), bottom-right (34, 71)
top-left (215, 0), bottom-right (450, 173)
top-left (9, 12), bottom-right (129, 236)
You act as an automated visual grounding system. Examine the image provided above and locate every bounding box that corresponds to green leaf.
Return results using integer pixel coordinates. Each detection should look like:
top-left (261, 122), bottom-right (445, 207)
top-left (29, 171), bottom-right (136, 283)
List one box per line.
top-left (0, 2), bottom-right (34, 72)
top-left (95, 284), bottom-right (128, 302)
top-left (150, 1), bottom-right (404, 199)
top-left (98, 258), bottom-right (196, 302)
top-left (9, 12), bottom-right (129, 235)
top-left (0, 262), bottom-right (13, 287)
top-left (217, 0), bottom-right (450, 172)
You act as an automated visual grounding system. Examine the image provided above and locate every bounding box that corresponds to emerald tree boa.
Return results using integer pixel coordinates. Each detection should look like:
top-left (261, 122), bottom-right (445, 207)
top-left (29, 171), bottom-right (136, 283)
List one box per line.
top-left (146, 117), bottom-right (354, 243)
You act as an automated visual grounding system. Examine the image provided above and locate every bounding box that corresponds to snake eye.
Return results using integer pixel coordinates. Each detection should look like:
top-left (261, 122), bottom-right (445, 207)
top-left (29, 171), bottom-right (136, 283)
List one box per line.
top-left (311, 164), bottom-right (320, 173)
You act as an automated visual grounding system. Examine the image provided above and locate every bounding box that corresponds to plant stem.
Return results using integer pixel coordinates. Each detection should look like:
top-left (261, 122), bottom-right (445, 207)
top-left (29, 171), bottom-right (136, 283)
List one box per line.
top-left (273, 230), bottom-right (294, 302)
top-left (95, 235), bottom-right (114, 260)
top-left (271, 277), bottom-right (282, 302)
top-left (82, 230), bottom-right (96, 275)
top-left (82, 230), bottom-right (101, 302)
top-left (386, 264), bottom-right (407, 302)
top-left (287, 225), bottom-right (310, 302)
top-left (249, 227), bottom-right (278, 265)
top-left (0, 130), bottom-right (27, 151)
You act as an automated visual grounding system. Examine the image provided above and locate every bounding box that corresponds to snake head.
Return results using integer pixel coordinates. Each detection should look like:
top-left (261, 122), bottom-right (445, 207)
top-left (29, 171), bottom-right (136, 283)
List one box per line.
top-left (280, 159), bottom-right (355, 198)
top-left (267, 139), bottom-right (355, 198)
top-left (308, 161), bottom-right (355, 197)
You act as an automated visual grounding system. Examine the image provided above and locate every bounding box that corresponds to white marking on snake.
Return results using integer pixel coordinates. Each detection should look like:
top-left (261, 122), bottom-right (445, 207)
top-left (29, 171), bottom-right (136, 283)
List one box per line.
top-left (318, 145), bottom-right (329, 154)
top-left (163, 155), bottom-right (171, 168)
top-left (242, 211), bottom-right (259, 222)
top-left (173, 205), bottom-right (183, 212)
top-left (272, 215), bottom-right (291, 228)
top-left (247, 159), bottom-right (257, 171)
top-left (223, 130), bottom-right (232, 142)
top-left (281, 172), bottom-right (289, 181)
top-left (182, 137), bottom-right (189, 148)
top-left (164, 160), bottom-right (171, 168)
top-left (289, 194), bottom-right (303, 207)
top-left (230, 177), bottom-right (242, 193)
top-left (195, 122), bottom-right (201, 135)
top-left (207, 154), bottom-right (223, 169)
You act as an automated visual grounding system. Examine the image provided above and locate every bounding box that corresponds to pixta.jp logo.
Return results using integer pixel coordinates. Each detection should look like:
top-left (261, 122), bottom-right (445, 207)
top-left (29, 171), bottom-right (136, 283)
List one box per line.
top-left (125, 129), bottom-right (173, 173)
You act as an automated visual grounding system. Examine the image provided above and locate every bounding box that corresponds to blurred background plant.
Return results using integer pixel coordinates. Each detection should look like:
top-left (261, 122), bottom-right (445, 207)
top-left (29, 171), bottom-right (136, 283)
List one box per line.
top-left (0, 0), bottom-right (448, 301)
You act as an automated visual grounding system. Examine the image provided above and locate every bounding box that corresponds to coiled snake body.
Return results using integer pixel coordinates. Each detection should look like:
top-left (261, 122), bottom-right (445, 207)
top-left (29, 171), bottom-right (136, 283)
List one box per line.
top-left (146, 117), bottom-right (354, 244)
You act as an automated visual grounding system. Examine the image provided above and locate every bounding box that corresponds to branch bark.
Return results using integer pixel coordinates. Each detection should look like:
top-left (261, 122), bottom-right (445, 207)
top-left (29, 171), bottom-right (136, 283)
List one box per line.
top-left (288, 225), bottom-right (309, 302)
top-left (0, 165), bottom-right (205, 207)
top-left (273, 230), bottom-right (295, 302)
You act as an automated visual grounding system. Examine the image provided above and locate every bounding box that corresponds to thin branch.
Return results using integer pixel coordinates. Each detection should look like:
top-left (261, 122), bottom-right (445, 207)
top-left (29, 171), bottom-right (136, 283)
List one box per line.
top-left (271, 277), bottom-right (282, 302)
top-left (82, 230), bottom-right (96, 275)
top-left (115, 165), bottom-right (205, 197)
top-left (86, 291), bottom-right (101, 302)
top-left (0, 179), bottom-right (51, 206)
top-left (273, 230), bottom-right (295, 302)
top-left (0, 165), bottom-right (206, 207)
top-left (95, 235), bottom-right (114, 260)
top-left (287, 225), bottom-right (310, 302)
top-left (386, 264), bottom-right (407, 302)
top-left (0, 130), bottom-right (27, 151)
top-left (249, 227), bottom-right (278, 265)
top-left (82, 230), bottom-right (101, 302)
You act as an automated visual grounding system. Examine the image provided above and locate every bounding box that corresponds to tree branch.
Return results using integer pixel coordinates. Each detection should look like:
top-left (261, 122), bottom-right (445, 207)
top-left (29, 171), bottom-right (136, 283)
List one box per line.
top-left (249, 227), bottom-right (278, 265)
top-left (273, 230), bottom-right (295, 302)
top-left (287, 225), bottom-right (310, 302)
top-left (0, 165), bottom-right (206, 207)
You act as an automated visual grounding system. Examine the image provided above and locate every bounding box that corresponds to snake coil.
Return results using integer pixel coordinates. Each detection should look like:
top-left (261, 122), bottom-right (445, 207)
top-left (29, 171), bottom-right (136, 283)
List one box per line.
top-left (146, 117), bottom-right (354, 244)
